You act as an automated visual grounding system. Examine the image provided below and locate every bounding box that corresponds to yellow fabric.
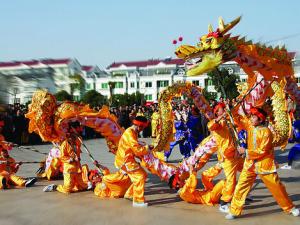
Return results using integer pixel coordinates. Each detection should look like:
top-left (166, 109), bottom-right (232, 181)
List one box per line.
top-left (114, 126), bottom-right (149, 202)
top-left (41, 158), bottom-right (62, 180)
top-left (151, 112), bottom-right (160, 137)
top-left (207, 119), bottom-right (240, 202)
top-left (220, 158), bottom-right (243, 202)
top-left (207, 119), bottom-right (236, 161)
top-left (56, 172), bottom-right (87, 194)
top-left (179, 172), bottom-right (224, 205)
top-left (0, 174), bottom-right (26, 189)
top-left (115, 126), bottom-right (149, 171)
top-left (94, 171), bottom-right (132, 198)
top-left (60, 138), bottom-right (82, 174)
top-left (201, 163), bottom-right (223, 190)
top-left (230, 167), bottom-right (294, 216)
top-left (0, 155), bottom-right (26, 189)
top-left (56, 137), bottom-right (87, 194)
top-left (238, 116), bottom-right (276, 174)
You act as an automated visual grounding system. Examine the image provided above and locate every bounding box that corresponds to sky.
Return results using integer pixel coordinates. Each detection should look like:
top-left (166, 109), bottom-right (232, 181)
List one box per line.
top-left (1, 0), bottom-right (300, 68)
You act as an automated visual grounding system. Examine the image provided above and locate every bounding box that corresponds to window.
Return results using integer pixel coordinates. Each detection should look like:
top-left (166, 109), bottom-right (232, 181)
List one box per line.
top-left (157, 80), bottom-right (169, 87)
top-left (115, 82), bottom-right (123, 88)
top-left (145, 94), bottom-right (152, 101)
top-left (86, 83), bottom-right (92, 90)
top-left (204, 79), bottom-right (213, 86)
top-left (296, 77), bottom-right (300, 84)
top-left (241, 78), bottom-right (247, 83)
top-left (145, 81), bottom-right (152, 88)
top-left (101, 83), bottom-right (108, 89)
top-left (130, 82), bottom-right (135, 88)
top-left (192, 80), bottom-right (200, 86)
top-left (137, 82), bottom-right (139, 89)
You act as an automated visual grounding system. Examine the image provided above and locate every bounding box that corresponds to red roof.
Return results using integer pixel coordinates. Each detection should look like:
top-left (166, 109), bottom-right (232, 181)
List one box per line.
top-left (0, 62), bottom-right (22, 68)
top-left (82, 65), bottom-right (93, 71)
top-left (41, 58), bottom-right (71, 65)
top-left (21, 60), bottom-right (40, 66)
top-left (107, 58), bottom-right (185, 69)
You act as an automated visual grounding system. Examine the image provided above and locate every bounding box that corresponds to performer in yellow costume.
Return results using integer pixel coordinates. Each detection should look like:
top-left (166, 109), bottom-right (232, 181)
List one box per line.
top-left (0, 121), bottom-right (37, 189)
top-left (171, 165), bottom-right (225, 205)
top-left (43, 122), bottom-right (88, 193)
top-left (226, 107), bottom-right (299, 219)
top-left (151, 109), bottom-right (160, 138)
top-left (94, 170), bottom-right (132, 198)
top-left (206, 102), bottom-right (243, 212)
top-left (114, 116), bottom-right (152, 207)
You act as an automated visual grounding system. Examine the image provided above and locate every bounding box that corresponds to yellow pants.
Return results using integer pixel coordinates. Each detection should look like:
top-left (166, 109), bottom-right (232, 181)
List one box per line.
top-left (126, 167), bottom-right (147, 203)
top-left (41, 158), bottom-right (62, 180)
top-left (221, 157), bottom-right (244, 203)
top-left (201, 164), bottom-right (223, 190)
top-left (94, 171), bottom-right (132, 198)
top-left (57, 172), bottom-right (87, 194)
top-left (180, 180), bottom-right (225, 205)
top-left (230, 168), bottom-right (295, 216)
top-left (0, 174), bottom-right (26, 189)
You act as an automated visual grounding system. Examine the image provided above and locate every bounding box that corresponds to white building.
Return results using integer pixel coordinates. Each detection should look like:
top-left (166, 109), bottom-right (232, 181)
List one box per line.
top-left (0, 58), bottom-right (83, 104)
top-left (95, 55), bottom-right (300, 102)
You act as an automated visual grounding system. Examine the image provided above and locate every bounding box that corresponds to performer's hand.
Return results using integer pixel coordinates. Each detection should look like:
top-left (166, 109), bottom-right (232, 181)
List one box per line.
top-left (18, 161), bottom-right (23, 166)
top-left (238, 147), bottom-right (246, 154)
top-left (93, 160), bottom-right (99, 166)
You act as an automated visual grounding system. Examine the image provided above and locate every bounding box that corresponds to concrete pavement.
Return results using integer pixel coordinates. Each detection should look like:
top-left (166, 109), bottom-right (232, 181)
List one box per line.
top-left (0, 138), bottom-right (299, 225)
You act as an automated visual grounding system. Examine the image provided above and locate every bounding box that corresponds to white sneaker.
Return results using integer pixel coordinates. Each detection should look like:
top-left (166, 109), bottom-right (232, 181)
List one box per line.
top-left (219, 204), bottom-right (230, 213)
top-left (87, 182), bottom-right (93, 190)
top-left (43, 184), bottom-right (57, 192)
top-left (132, 201), bottom-right (148, 207)
top-left (290, 207), bottom-right (300, 217)
top-left (281, 164), bottom-right (292, 170)
top-left (225, 213), bottom-right (236, 220)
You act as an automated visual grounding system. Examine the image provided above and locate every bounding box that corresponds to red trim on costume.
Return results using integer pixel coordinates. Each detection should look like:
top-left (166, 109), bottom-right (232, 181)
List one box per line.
top-left (172, 173), bottom-right (180, 188)
top-left (250, 107), bottom-right (266, 121)
top-left (213, 102), bottom-right (226, 114)
top-left (133, 120), bottom-right (148, 127)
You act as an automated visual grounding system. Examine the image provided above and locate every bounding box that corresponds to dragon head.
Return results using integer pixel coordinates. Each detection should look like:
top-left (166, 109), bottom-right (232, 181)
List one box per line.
top-left (175, 16), bottom-right (241, 76)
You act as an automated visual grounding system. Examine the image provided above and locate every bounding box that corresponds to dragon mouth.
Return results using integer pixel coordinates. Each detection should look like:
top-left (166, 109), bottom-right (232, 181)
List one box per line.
top-left (184, 51), bottom-right (223, 76)
top-left (186, 57), bottom-right (203, 70)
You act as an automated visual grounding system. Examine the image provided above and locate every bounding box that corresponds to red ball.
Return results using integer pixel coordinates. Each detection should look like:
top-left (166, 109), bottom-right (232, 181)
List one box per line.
top-left (172, 40), bottom-right (177, 45)
top-left (178, 37), bottom-right (183, 42)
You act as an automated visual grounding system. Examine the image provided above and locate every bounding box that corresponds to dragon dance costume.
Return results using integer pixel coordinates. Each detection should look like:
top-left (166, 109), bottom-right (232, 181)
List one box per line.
top-left (229, 108), bottom-right (296, 217)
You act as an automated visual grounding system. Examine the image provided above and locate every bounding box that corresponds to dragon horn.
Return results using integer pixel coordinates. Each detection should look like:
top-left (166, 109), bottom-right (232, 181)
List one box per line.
top-left (219, 16), bottom-right (242, 35)
top-left (218, 17), bottom-right (225, 31)
top-left (208, 24), bottom-right (213, 33)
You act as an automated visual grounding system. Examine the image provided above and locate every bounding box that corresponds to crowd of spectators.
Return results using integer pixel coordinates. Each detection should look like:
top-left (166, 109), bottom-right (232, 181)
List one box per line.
top-left (0, 98), bottom-right (239, 146)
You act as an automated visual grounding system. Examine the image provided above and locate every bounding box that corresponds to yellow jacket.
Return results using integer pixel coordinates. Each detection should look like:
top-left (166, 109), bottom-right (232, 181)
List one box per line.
top-left (59, 137), bottom-right (82, 174)
top-left (115, 126), bottom-right (149, 172)
top-left (238, 116), bottom-right (276, 174)
top-left (207, 119), bottom-right (236, 161)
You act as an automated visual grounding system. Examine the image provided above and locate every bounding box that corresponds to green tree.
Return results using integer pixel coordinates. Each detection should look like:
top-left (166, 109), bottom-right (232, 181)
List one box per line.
top-left (108, 81), bottom-right (116, 107)
top-left (69, 74), bottom-right (86, 97)
top-left (55, 90), bottom-right (73, 101)
top-left (207, 69), bottom-right (240, 99)
top-left (202, 88), bottom-right (218, 101)
top-left (81, 90), bottom-right (107, 108)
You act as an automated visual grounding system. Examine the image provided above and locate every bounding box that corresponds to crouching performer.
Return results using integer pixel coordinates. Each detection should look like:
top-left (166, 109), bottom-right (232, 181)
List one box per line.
top-left (0, 121), bottom-right (37, 189)
top-left (112, 116), bottom-right (153, 207)
top-left (43, 122), bottom-right (88, 193)
top-left (169, 164), bottom-right (224, 205)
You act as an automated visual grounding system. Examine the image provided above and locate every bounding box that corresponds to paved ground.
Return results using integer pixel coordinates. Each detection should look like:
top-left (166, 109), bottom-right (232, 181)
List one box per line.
top-left (0, 138), bottom-right (299, 225)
